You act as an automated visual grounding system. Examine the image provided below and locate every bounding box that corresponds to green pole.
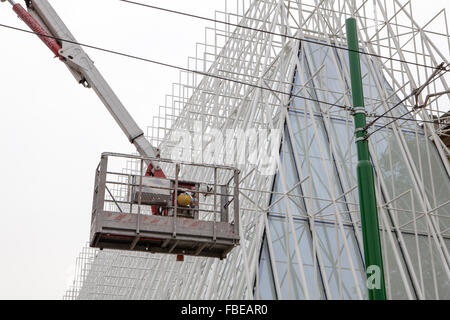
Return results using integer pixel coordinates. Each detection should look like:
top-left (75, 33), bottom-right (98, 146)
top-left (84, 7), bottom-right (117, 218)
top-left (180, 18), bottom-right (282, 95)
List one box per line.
top-left (346, 18), bottom-right (387, 300)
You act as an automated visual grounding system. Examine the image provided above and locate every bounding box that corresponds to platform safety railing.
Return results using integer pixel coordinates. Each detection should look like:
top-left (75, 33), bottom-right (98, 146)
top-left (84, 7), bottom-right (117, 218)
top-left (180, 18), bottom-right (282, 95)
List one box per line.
top-left (91, 152), bottom-right (240, 240)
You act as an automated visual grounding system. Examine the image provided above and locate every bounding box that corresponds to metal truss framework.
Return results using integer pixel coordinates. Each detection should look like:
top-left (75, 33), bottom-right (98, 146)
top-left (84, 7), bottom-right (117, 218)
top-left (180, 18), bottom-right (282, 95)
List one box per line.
top-left (64, 0), bottom-right (450, 300)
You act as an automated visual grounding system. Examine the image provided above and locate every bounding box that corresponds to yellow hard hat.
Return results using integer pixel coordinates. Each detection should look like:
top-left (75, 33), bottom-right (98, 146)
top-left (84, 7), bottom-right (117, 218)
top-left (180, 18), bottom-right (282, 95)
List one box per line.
top-left (177, 193), bottom-right (192, 207)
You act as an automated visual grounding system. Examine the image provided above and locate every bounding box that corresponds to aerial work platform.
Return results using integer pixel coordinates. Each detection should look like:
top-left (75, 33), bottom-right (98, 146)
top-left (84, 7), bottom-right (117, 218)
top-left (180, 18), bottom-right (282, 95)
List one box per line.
top-left (90, 153), bottom-right (240, 259)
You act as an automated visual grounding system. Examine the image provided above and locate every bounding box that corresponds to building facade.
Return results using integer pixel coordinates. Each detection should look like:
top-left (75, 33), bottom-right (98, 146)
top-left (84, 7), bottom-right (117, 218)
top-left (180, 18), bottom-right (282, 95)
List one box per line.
top-left (65, 0), bottom-right (450, 300)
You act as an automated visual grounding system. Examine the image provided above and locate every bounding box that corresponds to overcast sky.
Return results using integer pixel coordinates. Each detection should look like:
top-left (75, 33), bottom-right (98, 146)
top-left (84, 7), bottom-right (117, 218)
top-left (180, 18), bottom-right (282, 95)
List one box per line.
top-left (0, 0), bottom-right (449, 300)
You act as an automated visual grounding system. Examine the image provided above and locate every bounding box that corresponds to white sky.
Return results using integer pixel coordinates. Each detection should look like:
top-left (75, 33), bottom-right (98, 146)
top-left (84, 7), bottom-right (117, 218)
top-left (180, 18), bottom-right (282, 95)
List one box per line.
top-left (0, 0), bottom-right (449, 299)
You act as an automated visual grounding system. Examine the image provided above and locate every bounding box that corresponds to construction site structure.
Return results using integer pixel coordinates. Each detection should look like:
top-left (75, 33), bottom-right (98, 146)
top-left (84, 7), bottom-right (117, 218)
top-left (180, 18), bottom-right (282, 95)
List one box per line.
top-left (3, 0), bottom-right (449, 300)
top-left (61, 0), bottom-right (450, 300)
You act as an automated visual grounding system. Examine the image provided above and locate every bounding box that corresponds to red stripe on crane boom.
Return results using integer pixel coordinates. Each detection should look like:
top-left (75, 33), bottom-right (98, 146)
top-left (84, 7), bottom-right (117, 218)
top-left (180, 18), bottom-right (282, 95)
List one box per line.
top-left (12, 3), bottom-right (62, 57)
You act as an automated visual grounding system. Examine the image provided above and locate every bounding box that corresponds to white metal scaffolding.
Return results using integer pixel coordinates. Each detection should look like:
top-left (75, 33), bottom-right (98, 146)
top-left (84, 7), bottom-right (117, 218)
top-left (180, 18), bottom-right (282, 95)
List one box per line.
top-left (65, 0), bottom-right (450, 300)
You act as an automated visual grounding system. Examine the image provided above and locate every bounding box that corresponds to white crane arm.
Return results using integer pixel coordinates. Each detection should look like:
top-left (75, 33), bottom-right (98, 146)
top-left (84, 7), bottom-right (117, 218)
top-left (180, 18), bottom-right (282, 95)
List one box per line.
top-left (4, 0), bottom-right (161, 171)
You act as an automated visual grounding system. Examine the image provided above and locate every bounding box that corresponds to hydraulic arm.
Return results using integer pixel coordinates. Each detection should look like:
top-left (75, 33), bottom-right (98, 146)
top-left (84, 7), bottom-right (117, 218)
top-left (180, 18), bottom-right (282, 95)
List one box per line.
top-left (3, 0), bottom-right (241, 259)
top-left (2, 0), bottom-right (163, 174)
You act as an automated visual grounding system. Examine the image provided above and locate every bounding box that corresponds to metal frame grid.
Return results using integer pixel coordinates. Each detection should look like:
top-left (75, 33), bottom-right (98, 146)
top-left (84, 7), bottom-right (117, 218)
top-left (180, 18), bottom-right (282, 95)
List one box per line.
top-left (65, 0), bottom-right (450, 300)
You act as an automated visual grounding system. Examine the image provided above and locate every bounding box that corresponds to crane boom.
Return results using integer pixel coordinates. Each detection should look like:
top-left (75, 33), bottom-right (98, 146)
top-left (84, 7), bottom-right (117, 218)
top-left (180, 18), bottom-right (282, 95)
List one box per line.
top-left (4, 0), bottom-right (161, 171)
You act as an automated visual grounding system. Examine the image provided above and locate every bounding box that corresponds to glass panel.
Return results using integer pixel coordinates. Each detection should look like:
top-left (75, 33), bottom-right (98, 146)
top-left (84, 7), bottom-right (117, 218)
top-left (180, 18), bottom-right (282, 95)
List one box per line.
top-left (314, 223), bottom-right (367, 299)
top-left (402, 233), bottom-right (450, 299)
top-left (266, 215), bottom-right (325, 299)
top-left (379, 227), bottom-right (416, 299)
top-left (255, 237), bottom-right (277, 299)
